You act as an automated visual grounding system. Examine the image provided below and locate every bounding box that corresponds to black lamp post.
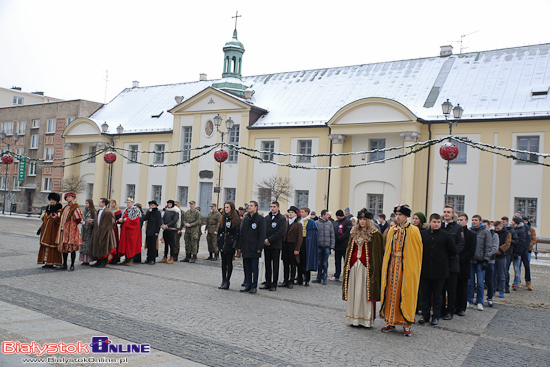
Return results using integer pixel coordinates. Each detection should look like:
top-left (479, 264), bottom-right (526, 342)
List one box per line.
top-left (100, 122), bottom-right (124, 198)
top-left (1, 131), bottom-right (19, 214)
top-left (441, 99), bottom-right (464, 204)
top-left (213, 114), bottom-right (234, 208)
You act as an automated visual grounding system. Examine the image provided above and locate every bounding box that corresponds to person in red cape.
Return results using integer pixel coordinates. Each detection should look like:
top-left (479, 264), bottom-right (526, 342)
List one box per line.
top-left (117, 198), bottom-right (142, 265)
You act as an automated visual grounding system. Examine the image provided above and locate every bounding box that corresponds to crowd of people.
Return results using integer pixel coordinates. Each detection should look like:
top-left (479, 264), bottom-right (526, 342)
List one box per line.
top-left (35, 193), bottom-right (537, 337)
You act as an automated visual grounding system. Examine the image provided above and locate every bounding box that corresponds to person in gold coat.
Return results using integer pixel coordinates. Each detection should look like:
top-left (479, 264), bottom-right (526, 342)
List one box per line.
top-left (380, 204), bottom-right (422, 337)
top-left (342, 209), bottom-right (384, 328)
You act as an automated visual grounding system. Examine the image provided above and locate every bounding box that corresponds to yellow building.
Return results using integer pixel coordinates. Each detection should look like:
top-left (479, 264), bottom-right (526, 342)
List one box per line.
top-left (62, 33), bottom-right (550, 237)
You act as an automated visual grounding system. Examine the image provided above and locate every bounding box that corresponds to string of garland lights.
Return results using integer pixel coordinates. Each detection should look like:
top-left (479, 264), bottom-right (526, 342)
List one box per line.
top-left (1, 137), bottom-right (547, 169)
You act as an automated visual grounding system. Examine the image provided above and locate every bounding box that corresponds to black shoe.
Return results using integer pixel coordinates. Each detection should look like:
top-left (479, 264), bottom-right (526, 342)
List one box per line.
top-left (259, 285), bottom-right (271, 290)
top-left (249, 288), bottom-right (257, 294)
top-left (278, 282), bottom-right (288, 287)
top-left (69, 264), bottom-right (74, 271)
top-left (190, 256), bottom-right (196, 263)
top-left (57, 265), bottom-right (68, 270)
top-left (295, 280), bottom-right (303, 285)
top-left (261, 281), bottom-right (267, 285)
top-left (443, 313), bottom-right (453, 320)
top-left (287, 283), bottom-right (293, 289)
top-left (213, 255), bottom-right (218, 261)
top-left (42, 264), bottom-right (54, 268)
top-left (322, 279), bottom-right (327, 285)
top-left (418, 317), bottom-right (430, 325)
top-left (206, 255), bottom-right (213, 260)
top-left (431, 318), bottom-right (439, 326)
top-left (304, 281), bottom-right (309, 287)
top-left (173, 256), bottom-right (178, 262)
top-left (240, 287), bottom-right (251, 292)
top-left (218, 282), bottom-right (226, 289)
top-left (91, 262), bottom-right (100, 267)
top-left (241, 282), bottom-right (246, 287)
top-left (147, 261), bottom-right (155, 265)
top-left (181, 258), bottom-right (190, 262)
top-left (505, 288), bottom-right (510, 294)
top-left (97, 259), bottom-right (107, 268)
top-left (222, 282), bottom-right (230, 290)
top-left (457, 310), bottom-right (465, 316)
top-left (269, 287), bottom-right (276, 291)
top-left (312, 279), bottom-right (321, 284)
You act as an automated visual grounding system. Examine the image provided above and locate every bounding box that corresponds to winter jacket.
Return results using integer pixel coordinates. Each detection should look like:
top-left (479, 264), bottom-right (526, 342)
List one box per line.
top-left (238, 211), bottom-right (266, 258)
top-left (264, 211), bottom-right (287, 250)
top-left (333, 218), bottom-right (353, 252)
top-left (316, 218), bottom-right (335, 249)
top-left (495, 227), bottom-right (511, 258)
top-left (442, 221), bottom-right (464, 273)
top-left (470, 225), bottom-right (494, 263)
top-left (529, 227), bottom-right (537, 252)
top-left (143, 208), bottom-right (162, 236)
top-left (488, 230), bottom-right (499, 264)
top-left (459, 227), bottom-right (476, 279)
top-left (282, 218), bottom-right (303, 252)
top-left (162, 206), bottom-right (180, 230)
top-left (513, 222), bottom-right (529, 255)
top-left (420, 228), bottom-right (458, 279)
top-left (217, 214), bottom-right (240, 253)
top-left (505, 224), bottom-right (519, 254)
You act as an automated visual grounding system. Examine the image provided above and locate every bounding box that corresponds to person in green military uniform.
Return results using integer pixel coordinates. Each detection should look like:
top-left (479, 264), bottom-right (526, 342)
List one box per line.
top-left (180, 200), bottom-right (202, 263)
top-left (205, 203), bottom-right (222, 260)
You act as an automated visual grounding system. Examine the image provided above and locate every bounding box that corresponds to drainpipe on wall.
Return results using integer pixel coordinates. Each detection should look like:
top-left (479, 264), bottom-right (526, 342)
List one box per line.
top-left (327, 126), bottom-right (332, 209)
top-left (425, 121), bottom-right (432, 215)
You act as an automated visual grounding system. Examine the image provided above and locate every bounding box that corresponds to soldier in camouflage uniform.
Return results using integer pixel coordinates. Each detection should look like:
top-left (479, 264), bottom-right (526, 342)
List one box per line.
top-left (181, 200), bottom-right (202, 263)
top-left (206, 203), bottom-right (222, 260)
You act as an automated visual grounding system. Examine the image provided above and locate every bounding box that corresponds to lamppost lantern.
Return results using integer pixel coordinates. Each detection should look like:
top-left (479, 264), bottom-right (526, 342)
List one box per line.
top-left (116, 124), bottom-right (124, 135)
top-left (453, 104), bottom-right (464, 119)
top-left (101, 122), bottom-right (109, 133)
top-left (225, 117), bottom-right (235, 131)
top-left (0, 131), bottom-right (6, 140)
top-left (213, 114), bottom-right (223, 128)
top-left (441, 99), bottom-right (453, 115)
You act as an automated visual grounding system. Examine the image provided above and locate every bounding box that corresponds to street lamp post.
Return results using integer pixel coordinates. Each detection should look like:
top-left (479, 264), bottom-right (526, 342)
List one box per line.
top-left (213, 114), bottom-right (234, 208)
top-left (1, 131), bottom-right (20, 214)
top-left (100, 123), bottom-right (124, 199)
top-left (441, 99), bottom-right (464, 204)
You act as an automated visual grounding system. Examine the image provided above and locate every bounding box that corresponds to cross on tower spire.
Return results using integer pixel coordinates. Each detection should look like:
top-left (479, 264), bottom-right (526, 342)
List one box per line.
top-left (232, 11), bottom-right (241, 32)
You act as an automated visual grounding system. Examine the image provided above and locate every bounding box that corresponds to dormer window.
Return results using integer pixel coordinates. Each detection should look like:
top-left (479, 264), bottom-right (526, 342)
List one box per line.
top-left (531, 85), bottom-right (549, 98)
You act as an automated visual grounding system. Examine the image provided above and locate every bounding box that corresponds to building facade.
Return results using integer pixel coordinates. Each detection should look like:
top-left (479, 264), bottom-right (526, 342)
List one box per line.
top-left (0, 100), bottom-right (103, 212)
top-left (0, 86), bottom-right (61, 108)
top-left (62, 32), bottom-right (550, 237)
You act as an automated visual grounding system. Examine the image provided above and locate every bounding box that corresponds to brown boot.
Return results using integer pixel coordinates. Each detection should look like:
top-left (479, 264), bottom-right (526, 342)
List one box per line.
top-left (526, 281), bottom-right (533, 291)
top-left (123, 259), bottom-right (134, 266)
top-left (159, 257), bottom-right (167, 263)
top-left (167, 257), bottom-right (174, 264)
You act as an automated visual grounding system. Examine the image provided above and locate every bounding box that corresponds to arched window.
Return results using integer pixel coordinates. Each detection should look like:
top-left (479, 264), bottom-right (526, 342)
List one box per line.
top-left (232, 56), bottom-right (237, 73)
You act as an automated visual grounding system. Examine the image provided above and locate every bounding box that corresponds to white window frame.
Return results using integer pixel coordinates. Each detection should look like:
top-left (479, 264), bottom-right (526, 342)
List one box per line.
top-left (30, 134), bottom-right (39, 149)
top-left (89, 146), bottom-right (97, 163)
top-left (154, 144), bottom-right (165, 164)
top-left (369, 139), bottom-right (386, 162)
top-left (126, 184), bottom-right (136, 200)
top-left (261, 141), bottom-right (275, 162)
top-left (295, 190), bottom-right (309, 208)
top-left (13, 96), bottom-right (23, 105)
top-left (42, 177), bottom-right (52, 192)
top-left (17, 121), bottom-right (26, 135)
top-left (178, 186), bottom-right (189, 207)
top-left (28, 161), bottom-right (37, 176)
top-left (367, 194), bottom-right (384, 216)
top-left (152, 185), bottom-right (162, 203)
top-left (44, 147), bottom-right (54, 161)
top-left (46, 118), bottom-right (56, 134)
top-left (258, 188), bottom-right (271, 211)
top-left (182, 127), bottom-right (192, 162)
top-left (86, 183), bottom-right (94, 199)
top-left (0, 176), bottom-right (8, 191)
top-left (129, 145), bottom-right (138, 163)
top-left (13, 177), bottom-right (21, 191)
top-left (297, 140), bottom-right (312, 163)
top-left (1, 121), bottom-right (14, 135)
top-left (445, 195), bottom-right (465, 213)
top-left (14, 147), bottom-right (24, 162)
top-left (449, 138), bottom-right (467, 164)
top-left (32, 119), bottom-right (40, 129)
top-left (514, 197), bottom-right (537, 227)
top-left (224, 188), bottom-right (236, 203)
top-left (227, 125), bottom-right (239, 163)
top-left (516, 136), bottom-right (539, 164)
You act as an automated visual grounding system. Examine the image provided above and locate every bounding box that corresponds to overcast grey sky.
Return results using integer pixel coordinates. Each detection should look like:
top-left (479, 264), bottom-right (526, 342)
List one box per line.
top-left (1, 0), bottom-right (549, 104)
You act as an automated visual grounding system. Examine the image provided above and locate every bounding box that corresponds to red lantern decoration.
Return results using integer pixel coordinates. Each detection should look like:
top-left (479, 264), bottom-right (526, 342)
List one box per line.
top-left (1, 154), bottom-right (13, 165)
top-left (439, 142), bottom-right (459, 161)
top-left (214, 149), bottom-right (229, 163)
top-left (104, 151), bottom-right (117, 164)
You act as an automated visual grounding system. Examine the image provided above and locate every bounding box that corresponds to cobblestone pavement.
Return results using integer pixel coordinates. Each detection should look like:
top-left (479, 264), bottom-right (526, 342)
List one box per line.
top-left (1, 215), bottom-right (549, 366)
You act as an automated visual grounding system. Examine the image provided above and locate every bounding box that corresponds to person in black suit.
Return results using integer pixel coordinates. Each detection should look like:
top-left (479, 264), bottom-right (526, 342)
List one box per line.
top-left (262, 201), bottom-right (287, 291)
top-left (455, 213), bottom-right (477, 315)
top-left (238, 201), bottom-right (266, 294)
top-left (142, 201), bottom-right (162, 265)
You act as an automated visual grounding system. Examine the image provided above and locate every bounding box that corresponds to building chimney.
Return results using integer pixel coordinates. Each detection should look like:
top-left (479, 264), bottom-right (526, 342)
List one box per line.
top-left (199, 73), bottom-right (207, 81)
top-left (244, 88), bottom-right (255, 100)
top-left (11, 86), bottom-right (22, 91)
top-left (175, 96), bottom-right (184, 104)
top-left (132, 81), bottom-right (139, 88)
top-left (440, 45), bottom-right (453, 57)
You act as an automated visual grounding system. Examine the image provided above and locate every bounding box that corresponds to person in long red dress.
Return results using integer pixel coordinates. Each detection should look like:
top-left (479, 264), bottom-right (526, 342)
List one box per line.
top-left (117, 198), bottom-right (142, 265)
top-left (37, 193), bottom-right (63, 268)
top-left (54, 191), bottom-right (83, 271)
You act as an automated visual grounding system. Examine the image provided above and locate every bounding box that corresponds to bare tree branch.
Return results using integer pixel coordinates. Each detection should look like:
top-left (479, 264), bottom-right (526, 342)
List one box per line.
top-left (255, 175), bottom-right (293, 204)
top-left (60, 175), bottom-right (87, 193)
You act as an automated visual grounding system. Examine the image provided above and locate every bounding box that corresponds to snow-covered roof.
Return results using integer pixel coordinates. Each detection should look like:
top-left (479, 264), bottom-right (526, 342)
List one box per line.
top-left (91, 43), bottom-right (550, 133)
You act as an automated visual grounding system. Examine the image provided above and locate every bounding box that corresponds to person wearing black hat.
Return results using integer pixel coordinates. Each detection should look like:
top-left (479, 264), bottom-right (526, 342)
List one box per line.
top-left (142, 200), bottom-right (162, 264)
top-left (332, 209), bottom-right (353, 281)
top-left (37, 192), bottom-right (63, 268)
top-left (380, 204), bottom-right (423, 337)
top-left (159, 200), bottom-right (180, 264)
top-left (280, 206), bottom-right (303, 289)
top-left (342, 209), bottom-right (384, 327)
top-left (54, 192), bottom-right (83, 271)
